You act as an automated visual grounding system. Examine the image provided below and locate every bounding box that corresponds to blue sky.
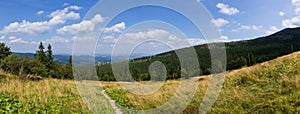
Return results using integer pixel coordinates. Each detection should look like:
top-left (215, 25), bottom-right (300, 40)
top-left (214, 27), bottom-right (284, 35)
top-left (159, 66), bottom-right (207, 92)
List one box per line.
top-left (0, 0), bottom-right (298, 55)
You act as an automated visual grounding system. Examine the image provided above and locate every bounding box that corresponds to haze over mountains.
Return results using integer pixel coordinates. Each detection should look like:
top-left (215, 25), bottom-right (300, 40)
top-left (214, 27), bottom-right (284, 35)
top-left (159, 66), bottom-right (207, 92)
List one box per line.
top-left (12, 52), bottom-right (151, 64)
top-left (12, 27), bottom-right (300, 65)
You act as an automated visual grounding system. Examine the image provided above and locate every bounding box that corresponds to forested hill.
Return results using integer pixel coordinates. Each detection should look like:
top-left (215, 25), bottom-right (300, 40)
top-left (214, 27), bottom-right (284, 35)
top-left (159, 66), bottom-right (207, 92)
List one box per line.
top-left (97, 27), bottom-right (300, 81)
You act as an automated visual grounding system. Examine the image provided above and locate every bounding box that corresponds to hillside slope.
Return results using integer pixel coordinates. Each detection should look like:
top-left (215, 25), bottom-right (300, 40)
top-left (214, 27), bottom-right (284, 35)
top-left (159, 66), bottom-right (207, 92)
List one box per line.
top-left (97, 27), bottom-right (300, 81)
top-left (102, 51), bottom-right (300, 113)
top-left (0, 51), bottom-right (299, 113)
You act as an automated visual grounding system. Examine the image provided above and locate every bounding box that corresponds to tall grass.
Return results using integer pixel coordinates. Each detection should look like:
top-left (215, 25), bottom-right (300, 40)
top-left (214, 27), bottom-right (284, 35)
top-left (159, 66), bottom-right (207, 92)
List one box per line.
top-left (0, 71), bottom-right (90, 113)
top-left (1, 51), bottom-right (299, 113)
top-left (102, 51), bottom-right (300, 113)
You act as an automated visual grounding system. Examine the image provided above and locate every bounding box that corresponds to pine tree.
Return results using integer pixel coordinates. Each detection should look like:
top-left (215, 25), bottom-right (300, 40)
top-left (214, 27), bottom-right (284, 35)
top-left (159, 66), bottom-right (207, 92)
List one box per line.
top-left (34, 42), bottom-right (47, 64)
top-left (65, 56), bottom-right (73, 79)
top-left (46, 44), bottom-right (54, 68)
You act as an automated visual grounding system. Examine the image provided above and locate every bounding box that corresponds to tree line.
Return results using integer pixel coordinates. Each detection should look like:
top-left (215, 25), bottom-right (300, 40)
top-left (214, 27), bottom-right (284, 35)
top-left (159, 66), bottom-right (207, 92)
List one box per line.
top-left (0, 42), bottom-right (72, 80)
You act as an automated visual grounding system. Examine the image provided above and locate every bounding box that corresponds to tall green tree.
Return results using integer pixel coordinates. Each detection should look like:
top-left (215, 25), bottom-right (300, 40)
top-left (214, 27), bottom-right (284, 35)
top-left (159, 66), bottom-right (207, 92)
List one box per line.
top-left (46, 44), bottom-right (54, 69)
top-left (34, 42), bottom-right (47, 64)
top-left (65, 56), bottom-right (73, 79)
top-left (0, 43), bottom-right (11, 60)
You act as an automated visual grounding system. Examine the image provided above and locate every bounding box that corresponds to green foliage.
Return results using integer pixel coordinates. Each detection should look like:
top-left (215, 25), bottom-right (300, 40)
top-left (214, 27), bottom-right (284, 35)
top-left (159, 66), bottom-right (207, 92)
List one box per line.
top-left (0, 42), bottom-right (11, 60)
top-left (0, 93), bottom-right (90, 113)
top-left (228, 56), bottom-right (247, 70)
top-left (106, 89), bottom-right (133, 108)
top-left (0, 55), bottom-right (47, 77)
top-left (249, 53), bottom-right (257, 66)
top-left (45, 44), bottom-right (54, 71)
top-left (0, 93), bottom-right (23, 113)
top-left (34, 42), bottom-right (47, 65)
top-left (0, 42), bottom-right (73, 79)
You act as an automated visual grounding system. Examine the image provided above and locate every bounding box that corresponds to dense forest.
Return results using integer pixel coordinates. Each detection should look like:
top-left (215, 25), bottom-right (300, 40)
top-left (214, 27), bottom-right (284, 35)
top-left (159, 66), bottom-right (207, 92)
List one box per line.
top-left (0, 42), bottom-right (73, 80)
top-left (97, 27), bottom-right (300, 81)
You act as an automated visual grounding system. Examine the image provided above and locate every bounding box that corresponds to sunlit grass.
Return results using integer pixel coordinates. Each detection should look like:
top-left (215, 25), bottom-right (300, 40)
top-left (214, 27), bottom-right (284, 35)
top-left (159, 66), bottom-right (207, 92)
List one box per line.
top-left (101, 51), bottom-right (300, 113)
top-left (1, 51), bottom-right (299, 113)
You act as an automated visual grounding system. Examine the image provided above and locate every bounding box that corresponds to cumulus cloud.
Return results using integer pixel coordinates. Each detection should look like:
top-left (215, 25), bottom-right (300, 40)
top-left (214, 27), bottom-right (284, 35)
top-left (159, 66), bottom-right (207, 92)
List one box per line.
top-left (279, 11), bottom-right (285, 16)
top-left (292, 0), bottom-right (300, 14)
top-left (37, 10), bottom-right (44, 15)
top-left (281, 0), bottom-right (300, 28)
top-left (282, 16), bottom-right (300, 28)
top-left (44, 36), bottom-right (72, 43)
top-left (266, 26), bottom-right (280, 35)
top-left (104, 22), bottom-right (126, 33)
top-left (239, 25), bottom-right (262, 30)
top-left (124, 29), bottom-right (169, 39)
top-left (216, 3), bottom-right (239, 15)
top-left (0, 36), bottom-right (5, 40)
top-left (220, 35), bottom-right (229, 40)
top-left (187, 38), bottom-right (206, 45)
top-left (0, 5), bottom-right (81, 35)
top-left (9, 36), bottom-right (17, 40)
top-left (57, 14), bottom-right (105, 34)
top-left (211, 18), bottom-right (229, 27)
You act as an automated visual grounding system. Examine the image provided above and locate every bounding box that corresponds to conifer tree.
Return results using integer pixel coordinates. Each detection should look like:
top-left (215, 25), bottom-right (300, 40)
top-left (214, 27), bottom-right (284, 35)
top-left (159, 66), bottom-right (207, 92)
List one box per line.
top-left (34, 42), bottom-right (47, 64)
top-left (46, 44), bottom-right (54, 69)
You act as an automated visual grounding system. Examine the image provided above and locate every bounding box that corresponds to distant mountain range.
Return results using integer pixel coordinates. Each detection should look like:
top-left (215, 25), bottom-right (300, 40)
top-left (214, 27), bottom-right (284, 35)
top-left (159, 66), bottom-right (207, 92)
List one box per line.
top-left (12, 52), bottom-right (151, 64)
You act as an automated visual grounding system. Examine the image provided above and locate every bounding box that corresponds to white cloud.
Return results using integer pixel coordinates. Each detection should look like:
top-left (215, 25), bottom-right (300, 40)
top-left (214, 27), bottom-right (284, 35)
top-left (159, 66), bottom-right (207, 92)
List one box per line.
top-left (124, 29), bottom-right (169, 39)
top-left (63, 3), bottom-right (69, 6)
top-left (37, 10), bottom-right (44, 15)
top-left (220, 35), bottom-right (229, 40)
top-left (30, 41), bottom-right (39, 45)
top-left (281, 0), bottom-right (300, 28)
top-left (239, 25), bottom-right (262, 30)
top-left (10, 38), bottom-right (29, 44)
top-left (104, 22), bottom-right (126, 33)
top-left (266, 26), bottom-right (280, 35)
top-left (57, 14), bottom-right (105, 34)
top-left (187, 38), bottom-right (206, 45)
top-left (0, 5), bottom-right (81, 35)
top-left (216, 3), bottom-right (239, 15)
top-left (292, 0), bottom-right (300, 4)
top-left (211, 18), bottom-right (229, 27)
top-left (9, 36), bottom-right (17, 40)
top-left (279, 11), bottom-right (285, 16)
top-left (282, 16), bottom-right (300, 28)
top-left (0, 36), bottom-right (5, 40)
top-left (280, 0), bottom-right (300, 28)
top-left (45, 36), bottom-right (72, 44)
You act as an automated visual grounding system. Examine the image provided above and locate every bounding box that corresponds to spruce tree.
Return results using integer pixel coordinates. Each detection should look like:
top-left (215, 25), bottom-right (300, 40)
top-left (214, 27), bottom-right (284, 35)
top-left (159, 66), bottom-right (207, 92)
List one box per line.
top-left (34, 42), bottom-right (47, 64)
top-left (46, 44), bottom-right (54, 68)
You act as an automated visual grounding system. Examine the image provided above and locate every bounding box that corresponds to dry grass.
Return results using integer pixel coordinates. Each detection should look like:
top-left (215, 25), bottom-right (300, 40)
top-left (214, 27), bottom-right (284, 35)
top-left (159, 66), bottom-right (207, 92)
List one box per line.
top-left (1, 51), bottom-right (299, 113)
top-left (101, 51), bottom-right (300, 113)
top-left (0, 71), bottom-right (90, 113)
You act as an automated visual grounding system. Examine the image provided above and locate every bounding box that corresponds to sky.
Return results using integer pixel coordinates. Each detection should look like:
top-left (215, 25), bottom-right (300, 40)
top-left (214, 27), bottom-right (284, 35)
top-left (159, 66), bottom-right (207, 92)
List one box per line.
top-left (0, 0), bottom-right (299, 55)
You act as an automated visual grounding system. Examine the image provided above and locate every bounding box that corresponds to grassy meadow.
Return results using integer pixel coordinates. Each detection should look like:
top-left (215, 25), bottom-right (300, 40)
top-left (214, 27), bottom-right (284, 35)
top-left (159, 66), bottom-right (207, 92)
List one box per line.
top-left (1, 51), bottom-right (300, 113)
